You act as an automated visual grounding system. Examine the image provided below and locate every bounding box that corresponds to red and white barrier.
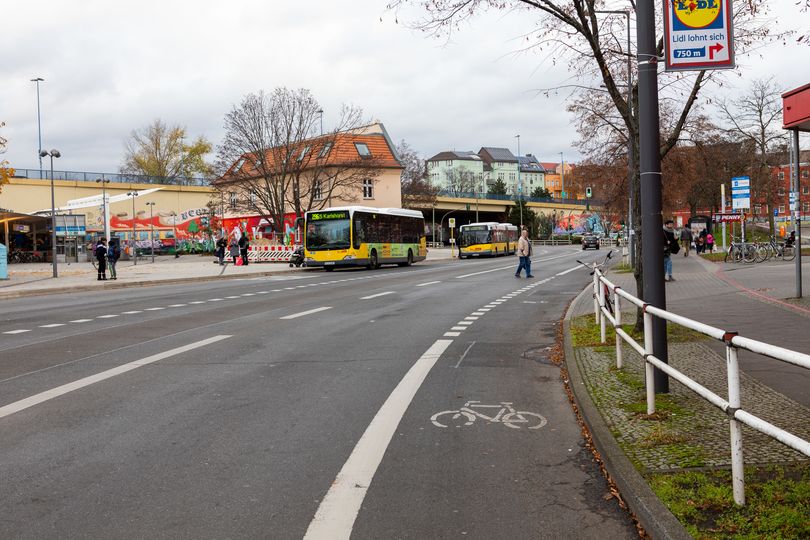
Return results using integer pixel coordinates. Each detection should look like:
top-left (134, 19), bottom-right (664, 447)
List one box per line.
top-left (247, 245), bottom-right (295, 263)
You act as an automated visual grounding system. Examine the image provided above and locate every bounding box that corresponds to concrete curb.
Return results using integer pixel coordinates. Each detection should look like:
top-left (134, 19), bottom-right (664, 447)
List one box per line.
top-left (0, 268), bottom-right (309, 300)
top-left (563, 287), bottom-right (692, 540)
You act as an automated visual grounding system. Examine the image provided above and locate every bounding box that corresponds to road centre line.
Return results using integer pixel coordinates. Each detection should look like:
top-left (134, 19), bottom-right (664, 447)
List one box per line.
top-left (304, 339), bottom-right (453, 540)
top-left (71, 319), bottom-right (93, 323)
top-left (39, 324), bottom-right (65, 328)
top-left (145, 307), bottom-right (165, 311)
top-left (97, 315), bottom-right (119, 318)
top-left (3, 329), bottom-right (30, 334)
top-left (168, 304), bottom-right (187, 307)
top-left (360, 291), bottom-right (395, 300)
top-left (121, 311), bottom-right (142, 314)
top-left (280, 306), bottom-right (332, 320)
top-left (454, 251), bottom-right (580, 279)
top-left (0, 335), bottom-right (232, 420)
top-left (556, 265), bottom-right (583, 276)
top-left (416, 281), bottom-right (441, 287)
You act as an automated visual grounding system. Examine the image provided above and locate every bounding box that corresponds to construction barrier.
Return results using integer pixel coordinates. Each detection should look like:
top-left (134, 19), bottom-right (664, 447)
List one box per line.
top-left (247, 245), bottom-right (295, 263)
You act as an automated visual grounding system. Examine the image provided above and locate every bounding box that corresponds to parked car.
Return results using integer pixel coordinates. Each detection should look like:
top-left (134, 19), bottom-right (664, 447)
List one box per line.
top-left (582, 235), bottom-right (600, 250)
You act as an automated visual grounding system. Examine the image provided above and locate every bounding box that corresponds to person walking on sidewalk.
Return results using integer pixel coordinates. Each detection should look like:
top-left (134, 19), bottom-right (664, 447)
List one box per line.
top-left (680, 226), bottom-right (692, 257)
top-left (663, 220), bottom-right (679, 282)
top-left (238, 233), bottom-right (249, 266)
top-left (514, 228), bottom-right (534, 278)
top-left (107, 238), bottom-right (120, 280)
top-left (95, 238), bottom-right (108, 281)
top-left (706, 231), bottom-right (714, 253)
top-left (215, 235), bottom-right (227, 265)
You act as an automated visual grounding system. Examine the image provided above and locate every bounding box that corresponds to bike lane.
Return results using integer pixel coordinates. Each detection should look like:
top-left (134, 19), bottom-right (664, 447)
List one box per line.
top-left (348, 262), bottom-right (637, 539)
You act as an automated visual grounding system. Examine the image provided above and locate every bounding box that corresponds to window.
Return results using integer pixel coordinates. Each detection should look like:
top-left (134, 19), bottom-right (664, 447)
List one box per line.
top-left (362, 179), bottom-right (374, 199)
top-left (778, 171), bottom-right (785, 179)
top-left (249, 190), bottom-right (257, 205)
top-left (778, 187), bottom-right (786, 196)
top-left (318, 142), bottom-right (333, 158)
top-left (497, 173), bottom-right (504, 181)
top-left (297, 146), bottom-right (310, 162)
top-left (778, 205), bottom-right (785, 213)
top-left (753, 204), bottom-right (762, 215)
top-left (803, 185), bottom-right (809, 195)
top-left (804, 202), bottom-right (809, 213)
top-left (229, 192), bottom-right (238, 209)
top-left (313, 180), bottom-right (323, 200)
top-left (803, 170), bottom-right (809, 178)
top-left (232, 157), bottom-right (246, 175)
top-left (509, 173), bottom-right (516, 182)
top-left (355, 142), bottom-right (372, 158)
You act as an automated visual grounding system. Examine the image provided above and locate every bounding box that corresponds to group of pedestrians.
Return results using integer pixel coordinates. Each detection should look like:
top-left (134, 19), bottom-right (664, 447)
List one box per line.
top-left (215, 234), bottom-right (249, 266)
top-left (679, 226), bottom-right (714, 256)
top-left (94, 238), bottom-right (120, 281)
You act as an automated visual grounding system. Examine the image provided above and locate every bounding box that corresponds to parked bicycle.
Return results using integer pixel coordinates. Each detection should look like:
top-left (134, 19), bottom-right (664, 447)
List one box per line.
top-left (8, 250), bottom-right (44, 264)
top-left (724, 237), bottom-right (758, 263)
top-left (577, 250), bottom-right (615, 315)
top-left (755, 235), bottom-right (796, 263)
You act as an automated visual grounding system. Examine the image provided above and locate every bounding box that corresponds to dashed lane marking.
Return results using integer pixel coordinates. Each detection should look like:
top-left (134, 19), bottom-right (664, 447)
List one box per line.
top-left (97, 315), bottom-right (119, 319)
top-left (360, 292), bottom-right (395, 300)
top-left (39, 324), bottom-right (65, 328)
top-left (4, 330), bottom-right (30, 334)
top-left (70, 319), bottom-right (93, 323)
top-left (280, 307), bottom-right (332, 320)
top-left (416, 281), bottom-right (441, 287)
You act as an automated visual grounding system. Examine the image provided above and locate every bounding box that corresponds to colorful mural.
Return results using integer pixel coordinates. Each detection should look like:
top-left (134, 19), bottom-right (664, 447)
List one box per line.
top-left (109, 207), bottom-right (209, 239)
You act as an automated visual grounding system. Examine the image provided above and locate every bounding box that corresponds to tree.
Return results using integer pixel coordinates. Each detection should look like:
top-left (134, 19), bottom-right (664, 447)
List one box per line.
top-left (397, 140), bottom-right (438, 207)
top-left (215, 88), bottom-right (380, 235)
top-left (508, 199), bottom-right (536, 235)
top-left (530, 186), bottom-right (551, 199)
top-left (719, 78), bottom-right (787, 235)
top-left (0, 121), bottom-right (13, 194)
top-left (388, 0), bottom-right (780, 312)
top-left (488, 178), bottom-right (508, 195)
top-left (443, 168), bottom-right (479, 196)
top-left (121, 119), bottom-right (212, 182)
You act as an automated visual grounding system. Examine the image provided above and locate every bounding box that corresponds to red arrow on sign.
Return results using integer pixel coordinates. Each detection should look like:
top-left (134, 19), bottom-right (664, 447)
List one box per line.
top-left (709, 43), bottom-right (724, 60)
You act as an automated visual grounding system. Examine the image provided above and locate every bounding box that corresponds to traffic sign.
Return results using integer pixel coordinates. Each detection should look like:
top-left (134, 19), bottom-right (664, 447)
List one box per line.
top-left (664, 0), bottom-right (735, 72)
top-left (448, 218), bottom-right (456, 228)
top-left (731, 176), bottom-right (750, 210)
top-left (774, 208), bottom-right (779, 217)
top-left (790, 191), bottom-right (799, 211)
top-left (712, 213), bottom-right (743, 223)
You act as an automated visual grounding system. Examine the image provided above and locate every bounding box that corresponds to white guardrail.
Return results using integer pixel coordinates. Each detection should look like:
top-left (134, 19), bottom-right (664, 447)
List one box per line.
top-left (591, 268), bottom-right (810, 506)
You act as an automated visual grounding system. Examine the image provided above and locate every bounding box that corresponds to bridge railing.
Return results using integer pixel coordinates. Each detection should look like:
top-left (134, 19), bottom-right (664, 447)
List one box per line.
top-left (12, 168), bottom-right (210, 186)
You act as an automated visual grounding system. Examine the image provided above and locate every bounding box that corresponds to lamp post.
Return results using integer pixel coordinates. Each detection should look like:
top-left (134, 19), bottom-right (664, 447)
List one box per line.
top-left (96, 178), bottom-right (110, 241)
top-left (127, 191), bottom-right (138, 265)
top-left (515, 134), bottom-right (522, 230)
top-left (146, 202), bottom-right (155, 263)
top-left (593, 9), bottom-right (635, 268)
top-left (31, 77), bottom-right (44, 177)
top-left (40, 149), bottom-right (60, 277)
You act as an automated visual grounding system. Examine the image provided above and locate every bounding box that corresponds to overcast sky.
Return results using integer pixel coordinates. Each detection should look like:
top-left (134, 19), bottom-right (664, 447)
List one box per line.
top-left (2, 0), bottom-right (809, 175)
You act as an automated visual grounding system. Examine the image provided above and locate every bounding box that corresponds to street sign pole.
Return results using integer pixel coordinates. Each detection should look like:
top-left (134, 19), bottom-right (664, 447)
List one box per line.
top-left (721, 183), bottom-right (726, 250)
top-left (792, 129), bottom-right (803, 298)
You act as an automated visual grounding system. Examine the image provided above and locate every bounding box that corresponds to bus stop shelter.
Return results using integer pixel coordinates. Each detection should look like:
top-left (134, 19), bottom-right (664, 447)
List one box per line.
top-left (782, 82), bottom-right (809, 298)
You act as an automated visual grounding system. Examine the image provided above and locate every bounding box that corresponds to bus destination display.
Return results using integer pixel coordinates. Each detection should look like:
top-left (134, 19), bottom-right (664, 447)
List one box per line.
top-left (309, 211), bottom-right (350, 222)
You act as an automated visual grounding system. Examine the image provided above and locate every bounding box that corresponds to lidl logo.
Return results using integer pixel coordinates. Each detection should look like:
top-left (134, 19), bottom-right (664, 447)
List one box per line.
top-left (673, 0), bottom-right (723, 30)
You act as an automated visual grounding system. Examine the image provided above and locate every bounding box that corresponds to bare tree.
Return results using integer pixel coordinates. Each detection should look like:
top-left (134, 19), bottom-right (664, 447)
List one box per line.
top-left (719, 78), bottom-right (788, 235)
top-left (215, 88), bottom-right (381, 234)
top-left (443, 168), bottom-right (480, 197)
top-left (397, 140), bottom-right (439, 207)
top-left (388, 0), bottom-right (782, 310)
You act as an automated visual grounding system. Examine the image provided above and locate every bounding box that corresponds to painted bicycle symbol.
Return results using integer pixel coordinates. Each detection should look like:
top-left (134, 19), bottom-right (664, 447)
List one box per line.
top-left (430, 401), bottom-right (547, 430)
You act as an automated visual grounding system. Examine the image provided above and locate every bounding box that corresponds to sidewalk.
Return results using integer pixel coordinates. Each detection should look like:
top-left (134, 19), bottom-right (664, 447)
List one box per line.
top-left (0, 248), bottom-right (458, 300)
top-left (563, 251), bottom-right (810, 538)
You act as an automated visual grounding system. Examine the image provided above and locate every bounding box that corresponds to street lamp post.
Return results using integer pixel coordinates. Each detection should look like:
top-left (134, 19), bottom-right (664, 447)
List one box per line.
top-left (146, 202), bottom-right (155, 263)
top-left (31, 77), bottom-right (44, 177)
top-left (96, 178), bottom-right (110, 241)
top-left (515, 134), bottom-right (522, 230)
top-left (127, 191), bottom-right (138, 265)
top-left (40, 149), bottom-right (60, 278)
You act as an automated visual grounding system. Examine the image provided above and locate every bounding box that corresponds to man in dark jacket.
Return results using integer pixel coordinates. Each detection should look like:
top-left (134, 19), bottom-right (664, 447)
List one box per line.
top-left (95, 238), bottom-right (108, 281)
top-left (216, 236), bottom-right (227, 265)
top-left (238, 233), bottom-right (249, 266)
top-left (663, 220), bottom-right (678, 282)
top-left (107, 238), bottom-right (120, 280)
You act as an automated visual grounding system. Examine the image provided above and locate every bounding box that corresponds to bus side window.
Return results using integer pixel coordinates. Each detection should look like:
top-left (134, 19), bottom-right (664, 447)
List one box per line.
top-left (354, 220), bottom-right (364, 248)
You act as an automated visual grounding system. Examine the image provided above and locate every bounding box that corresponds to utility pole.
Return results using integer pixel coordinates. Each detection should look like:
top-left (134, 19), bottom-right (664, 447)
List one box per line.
top-left (792, 129), bottom-right (803, 298)
top-left (637, 0), bottom-right (669, 393)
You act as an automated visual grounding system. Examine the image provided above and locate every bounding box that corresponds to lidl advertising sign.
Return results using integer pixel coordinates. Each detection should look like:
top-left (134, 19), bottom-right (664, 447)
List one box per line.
top-left (664, 0), bottom-right (734, 71)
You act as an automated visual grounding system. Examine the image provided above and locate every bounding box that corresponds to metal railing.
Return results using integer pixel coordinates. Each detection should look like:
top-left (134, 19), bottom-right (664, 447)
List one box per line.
top-left (12, 168), bottom-right (210, 186)
top-left (436, 189), bottom-right (595, 206)
top-left (533, 238), bottom-right (573, 246)
top-left (591, 267), bottom-right (810, 506)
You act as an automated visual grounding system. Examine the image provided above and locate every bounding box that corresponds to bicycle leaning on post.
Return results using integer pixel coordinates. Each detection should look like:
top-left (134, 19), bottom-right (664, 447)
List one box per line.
top-left (724, 236), bottom-right (758, 263)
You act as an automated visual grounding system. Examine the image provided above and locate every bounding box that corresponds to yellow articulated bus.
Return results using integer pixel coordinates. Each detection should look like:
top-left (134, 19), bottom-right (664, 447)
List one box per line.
top-left (304, 206), bottom-right (427, 271)
top-left (458, 222), bottom-right (519, 259)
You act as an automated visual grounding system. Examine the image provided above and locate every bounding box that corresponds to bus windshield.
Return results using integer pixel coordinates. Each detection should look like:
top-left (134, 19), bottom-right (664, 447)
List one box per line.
top-left (306, 218), bottom-right (351, 250)
top-left (459, 229), bottom-right (491, 247)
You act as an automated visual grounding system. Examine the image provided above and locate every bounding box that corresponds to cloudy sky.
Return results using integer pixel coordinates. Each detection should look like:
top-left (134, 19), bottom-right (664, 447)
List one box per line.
top-left (2, 0), bottom-right (809, 176)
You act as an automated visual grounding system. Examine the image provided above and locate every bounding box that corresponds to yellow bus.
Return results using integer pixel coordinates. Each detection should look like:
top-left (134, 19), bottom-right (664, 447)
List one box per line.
top-left (304, 206), bottom-right (427, 271)
top-left (458, 222), bottom-right (518, 259)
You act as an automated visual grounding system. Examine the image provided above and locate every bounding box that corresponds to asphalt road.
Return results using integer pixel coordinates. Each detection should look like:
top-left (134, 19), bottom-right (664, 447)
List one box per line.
top-left (0, 246), bottom-right (637, 539)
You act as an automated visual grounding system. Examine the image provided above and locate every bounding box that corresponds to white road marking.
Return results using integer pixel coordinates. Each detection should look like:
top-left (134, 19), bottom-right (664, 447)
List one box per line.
top-left (443, 331), bottom-right (461, 337)
top-left (304, 339), bottom-right (452, 540)
top-left (39, 324), bottom-right (65, 328)
top-left (271, 289), bottom-right (282, 292)
top-left (145, 307), bottom-right (165, 311)
top-left (280, 307), bottom-right (332, 320)
top-left (284, 287), bottom-right (296, 290)
top-left (208, 298), bottom-right (223, 302)
top-left (71, 319), bottom-right (93, 323)
top-left (457, 321), bottom-right (473, 326)
top-left (168, 304), bottom-right (187, 307)
top-left (556, 265), bottom-right (582, 276)
top-left (121, 311), bottom-right (142, 314)
top-left (454, 341), bottom-right (476, 368)
top-left (451, 326), bottom-right (466, 331)
top-left (257, 291), bottom-right (269, 294)
top-left (241, 293), bottom-right (255, 296)
top-left (471, 312), bottom-right (485, 316)
top-left (0, 335), bottom-right (232, 420)
top-left (416, 281), bottom-right (441, 287)
top-left (360, 292), bottom-right (394, 300)
top-left (523, 301), bottom-right (538, 304)
top-left (464, 316), bottom-right (479, 321)
top-left (188, 302), bottom-right (205, 305)
top-left (97, 315), bottom-right (119, 319)
top-left (226, 296), bottom-right (241, 299)
top-left (4, 329), bottom-right (30, 334)
top-left (479, 308), bottom-right (491, 312)
top-left (454, 252), bottom-right (580, 279)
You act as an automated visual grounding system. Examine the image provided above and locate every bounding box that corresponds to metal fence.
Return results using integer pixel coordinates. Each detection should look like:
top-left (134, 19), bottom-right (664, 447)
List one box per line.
top-left (591, 267), bottom-right (810, 506)
top-left (436, 189), bottom-right (595, 206)
top-left (12, 168), bottom-right (210, 186)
